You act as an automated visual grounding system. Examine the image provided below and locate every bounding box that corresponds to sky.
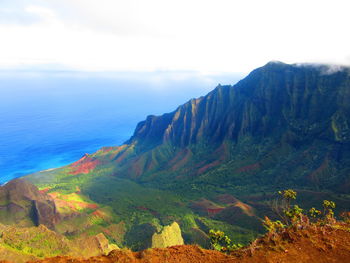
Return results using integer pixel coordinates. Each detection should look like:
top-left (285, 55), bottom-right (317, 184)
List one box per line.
top-left (0, 0), bottom-right (350, 73)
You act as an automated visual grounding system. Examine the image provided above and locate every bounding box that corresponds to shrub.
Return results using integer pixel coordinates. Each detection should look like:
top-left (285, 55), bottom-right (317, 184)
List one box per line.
top-left (322, 200), bottom-right (336, 224)
top-left (278, 189), bottom-right (297, 203)
top-left (273, 189), bottom-right (301, 226)
top-left (208, 229), bottom-right (242, 253)
top-left (309, 207), bottom-right (321, 219)
top-left (262, 216), bottom-right (285, 233)
top-left (284, 205), bottom-right (303, 224)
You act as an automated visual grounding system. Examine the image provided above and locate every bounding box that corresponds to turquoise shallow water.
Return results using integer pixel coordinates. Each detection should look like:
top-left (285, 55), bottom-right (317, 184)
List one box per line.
top-left (0, 71), bottom-right (241, 184)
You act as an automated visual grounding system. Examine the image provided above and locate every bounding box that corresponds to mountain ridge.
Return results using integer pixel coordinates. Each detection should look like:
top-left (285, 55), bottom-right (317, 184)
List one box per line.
top-left (71, 61), bottom-right (350, 193)
top-left (127, 61), bottom-right (350, 147)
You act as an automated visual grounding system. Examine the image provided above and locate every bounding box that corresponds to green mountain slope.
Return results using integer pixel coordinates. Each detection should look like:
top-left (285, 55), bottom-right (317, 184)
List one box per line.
top-left (114, 62), bottom-right (350, 192)
top-left (24, 61), bottom-right (350, 251)
top-left (0, 223), bottom-right (117, 262)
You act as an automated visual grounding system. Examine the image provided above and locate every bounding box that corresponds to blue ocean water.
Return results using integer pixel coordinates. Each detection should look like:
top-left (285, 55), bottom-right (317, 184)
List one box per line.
top-left (0, 71), bottom-right (241, 184)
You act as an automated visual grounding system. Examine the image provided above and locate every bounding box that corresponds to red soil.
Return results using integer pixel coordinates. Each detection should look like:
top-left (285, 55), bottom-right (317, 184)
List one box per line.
top-left (94, 145), bottom-right (128, 160)
top-left (92, 210), bottom-right (104, 218)
top-left (236, 163), bottom-right (260, 173)
top-left (48, 192), bottom-right (98, 212)
top-left (70, 154), bottom-right (101, 175)
top-left (169, 149), bottom-right (192, 171)
top-left (190, 199), bottom-right (224, 216)
top-left (38, 188), bottom-right (50, 194)
top-left (215, 194), bottom-right (239, 204)
top-left (198, 160), bottom-right (221, 174)
top-left (207, 208), bottom-right (225, 216)
top-left (197, 143), bottom-right (229, 175)
top-left (26, 245), bottom-right (232, 263)
top-left (23, 224), bottom-right (350, 263)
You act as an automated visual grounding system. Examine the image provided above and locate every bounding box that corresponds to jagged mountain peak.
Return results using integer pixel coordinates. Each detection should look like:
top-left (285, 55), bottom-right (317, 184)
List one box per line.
top-left (85, 61), bottom-right (350, 192)
top-left (128, 61), bottom-right (350, 148)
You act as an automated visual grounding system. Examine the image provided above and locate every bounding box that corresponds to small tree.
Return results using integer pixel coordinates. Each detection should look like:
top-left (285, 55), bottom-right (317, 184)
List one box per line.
top-left (272, 189), bottom-right (298, 225)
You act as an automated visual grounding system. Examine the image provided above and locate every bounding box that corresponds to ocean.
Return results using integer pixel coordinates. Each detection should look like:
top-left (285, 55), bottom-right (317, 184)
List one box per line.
top-left (0, 71), bottom-right (241, 184)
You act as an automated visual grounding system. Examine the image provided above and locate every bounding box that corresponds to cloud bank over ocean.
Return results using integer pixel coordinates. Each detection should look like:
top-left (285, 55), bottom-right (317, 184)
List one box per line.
top-left (0, 0), bottom-right (349, 73)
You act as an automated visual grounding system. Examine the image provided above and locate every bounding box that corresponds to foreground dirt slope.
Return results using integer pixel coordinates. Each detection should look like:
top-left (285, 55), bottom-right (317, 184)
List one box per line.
top-left (234, 226), bottom-right (350, 263)
top-left (6, 225), bottom-right (347, 263)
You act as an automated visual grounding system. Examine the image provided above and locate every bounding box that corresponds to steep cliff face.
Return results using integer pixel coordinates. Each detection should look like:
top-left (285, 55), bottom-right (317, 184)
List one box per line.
top-left (85, 62), bottom-right (350, 192)
top-left (0, 179), bottom-right (60, 229)
top-left (128, 62), bottom-right (350, 147)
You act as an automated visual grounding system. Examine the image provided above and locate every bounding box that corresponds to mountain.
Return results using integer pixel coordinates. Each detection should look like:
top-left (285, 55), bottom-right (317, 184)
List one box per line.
top-left (50, 61), bottom-right (350, 192)
top-left (23, 61), bottom-right (350, 252)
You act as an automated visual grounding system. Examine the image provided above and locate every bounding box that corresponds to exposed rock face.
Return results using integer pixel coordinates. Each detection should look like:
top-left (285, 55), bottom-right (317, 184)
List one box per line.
top-left (151, 222), bottom-right (184, 248)
top-left (128, 62), bottom-right (350, 147)
top-left (124, 222), bottom-right (184, 251)
top-left (90, 233), bottom-right (119, 255)
top-left (0, 179), bottom-right (60, 229)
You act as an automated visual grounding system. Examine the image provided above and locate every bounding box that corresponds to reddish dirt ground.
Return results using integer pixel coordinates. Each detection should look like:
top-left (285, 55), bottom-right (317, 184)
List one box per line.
top-left (38, 187), bottom-right (50, 194)
top-left (6, 224), bottom-right (348, 263)
top-left (70, 154), bottom-right (101, 175)
top-left (47, 192), bottom-right (98, 211)
top-left (236, 162), bottom-right (260, 174)
top-left (233, 225), bottom-right (350, 263)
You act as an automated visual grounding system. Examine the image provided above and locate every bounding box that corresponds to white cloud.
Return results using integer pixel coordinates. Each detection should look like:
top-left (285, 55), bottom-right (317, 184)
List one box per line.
top-left (0, 0), bottom-right (349, 73)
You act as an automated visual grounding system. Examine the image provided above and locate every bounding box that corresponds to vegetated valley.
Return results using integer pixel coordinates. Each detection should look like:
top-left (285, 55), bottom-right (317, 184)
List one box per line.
top-left (0, 61), bottom-right (350, 262)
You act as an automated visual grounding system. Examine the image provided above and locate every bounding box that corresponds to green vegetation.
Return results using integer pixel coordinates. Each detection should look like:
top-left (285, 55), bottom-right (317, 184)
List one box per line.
top-left (264, 189), bottom-right (341, 236)
top-left (17, 62), bottom-right (350, 254)
top-left (309, 207), bottom-right (321, 219)
top-left (208, 229), bottom-right (242, 253)
top-left (322, 200), bottom-right (336, 223)
top-left (0, 225), bottom-right (70, 258)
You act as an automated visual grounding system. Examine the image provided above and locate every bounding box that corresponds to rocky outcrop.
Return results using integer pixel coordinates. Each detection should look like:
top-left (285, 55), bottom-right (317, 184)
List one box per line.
top-left (87, 233), bottom-right (119, 255)
top-left (0, 179), bottom-right (60, 229)
top-left (151, 222), bottom-right (184, 248)
top-left (124, 222), bottom-right (184, 251)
